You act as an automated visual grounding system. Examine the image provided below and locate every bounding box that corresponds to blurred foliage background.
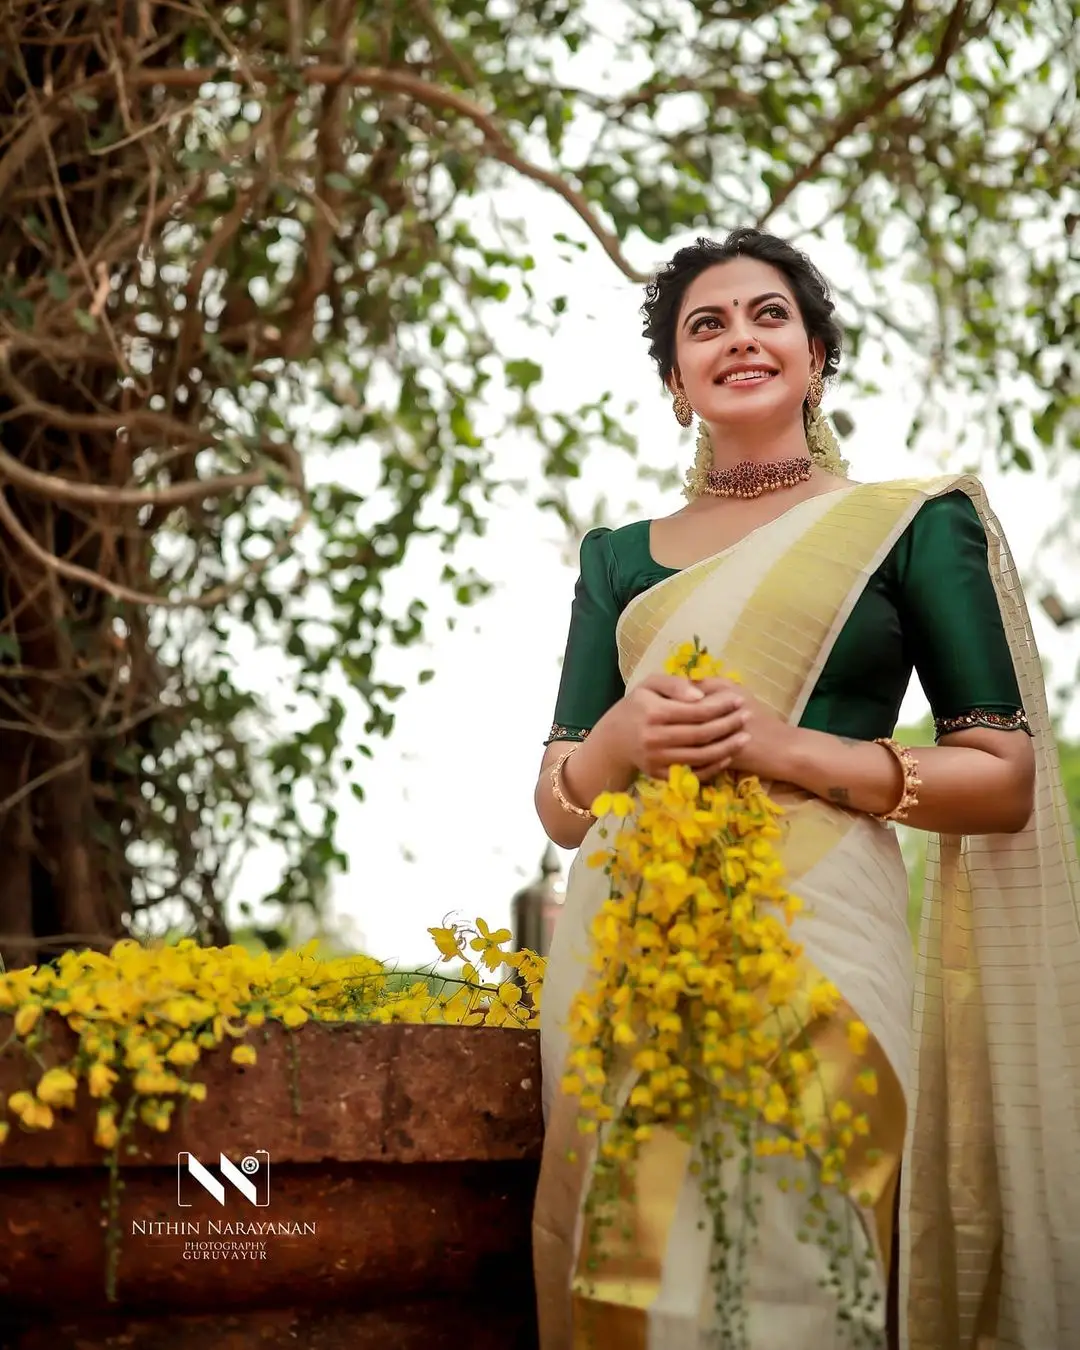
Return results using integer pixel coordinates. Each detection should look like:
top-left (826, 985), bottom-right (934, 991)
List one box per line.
top-left (0, 0), bottom-right (1076, 965)
top-left (897, 713), bottom-right (1080, 933)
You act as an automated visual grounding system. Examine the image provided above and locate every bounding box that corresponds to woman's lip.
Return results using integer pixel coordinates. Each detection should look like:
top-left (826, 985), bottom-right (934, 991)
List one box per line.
top-left (716, 370), bottom-right (778, 386)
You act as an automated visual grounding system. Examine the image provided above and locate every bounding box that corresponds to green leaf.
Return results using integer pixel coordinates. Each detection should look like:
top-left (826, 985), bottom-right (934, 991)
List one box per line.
top-left (505, 358), bottom-right (543, 391)
top-left (47, 271), bottom-right (70, 301)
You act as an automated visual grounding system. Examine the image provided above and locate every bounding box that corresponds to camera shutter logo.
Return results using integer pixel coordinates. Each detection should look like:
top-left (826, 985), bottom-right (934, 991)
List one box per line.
top-left (177, 1150), bottom-right (270, 1207)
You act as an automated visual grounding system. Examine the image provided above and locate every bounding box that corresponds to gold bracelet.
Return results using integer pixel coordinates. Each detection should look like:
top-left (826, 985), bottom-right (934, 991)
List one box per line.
top-left (871, 737), bottom-right (922, 823)
top-left (550, 748), bottom-right (594, 820)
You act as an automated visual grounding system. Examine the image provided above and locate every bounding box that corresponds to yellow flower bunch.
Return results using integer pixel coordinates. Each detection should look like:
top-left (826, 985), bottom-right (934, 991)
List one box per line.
top-left (563, 640), bottom-right (877, 1338)
top-left (0, 923), bottom-right (543, 1152)
top-left (398, 918), bottom-right (545, 1028)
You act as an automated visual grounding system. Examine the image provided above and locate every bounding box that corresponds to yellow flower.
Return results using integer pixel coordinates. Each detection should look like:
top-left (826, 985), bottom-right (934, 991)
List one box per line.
top-left (231, 1044), bottom-right (258, 1066)
top-left (629, 1083), bottom-right (654, 1108)
top-left (809, 979), bottom-right (841, 1017)
top-left (439, 987), bottom-right (484, 1027)
top-left (133, 1069), bottom-right (183, 1095)
top-left (856, 1068), bottom-right (878, 1097)
top-left (165, 1039), bottom-right (200, 1067)
top-left (36, 1067), bottom-right (78, 1109)
top-left (139, 1099), bottom-right (174, 1132)
top-left (19, 1099), bottom-right (54, 1131)
top-left (847, 1020), bottom-right (869, 1054)
top-left (763, 1083), bottom-right (790, 1125)
top-left (14, 1003), bottom-right (41, 1037)
top-left (428, 926), bottom-right (463, 961)
top-left (94, 1106), bottom-right (119, 1149)
top-left (469, 918), bottom-right (514, 972)
top-left (7, 1091), bottom-right (34, 1121)
top-left (612, 1020), bottom-right (636, 1046)
top-left (592, 791), bottom-right (635, 819)
top-left (281, 1006), bottom-right (308, 1029)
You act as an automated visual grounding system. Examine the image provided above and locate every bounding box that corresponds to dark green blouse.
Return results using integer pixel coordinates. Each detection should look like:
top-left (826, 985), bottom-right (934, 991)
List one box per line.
top-left (546, 491), bottom-right (1030, 746)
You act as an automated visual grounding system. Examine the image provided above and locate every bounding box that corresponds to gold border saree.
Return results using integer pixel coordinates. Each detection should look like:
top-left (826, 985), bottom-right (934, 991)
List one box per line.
top-left (533, 475), bottom-right (1080, 1350)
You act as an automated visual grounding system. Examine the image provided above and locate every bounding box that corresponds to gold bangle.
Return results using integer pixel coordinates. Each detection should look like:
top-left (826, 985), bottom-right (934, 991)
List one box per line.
top-left (871, 737), bottom-right (922, 823)
top-left (550, 748), bottom-right (594, 820)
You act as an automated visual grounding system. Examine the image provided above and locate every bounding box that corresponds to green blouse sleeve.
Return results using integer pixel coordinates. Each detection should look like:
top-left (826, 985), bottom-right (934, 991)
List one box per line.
top-left (896, 491), bottom-right (1031, 742)
top-left (545, 528), bottom-right (626, 745)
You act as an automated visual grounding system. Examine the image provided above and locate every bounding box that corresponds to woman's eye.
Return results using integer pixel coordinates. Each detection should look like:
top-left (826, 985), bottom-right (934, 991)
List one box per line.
top-left (692, 316), bottom-right (721, 333)
top-left (758, 304), bottom-right (789, 321)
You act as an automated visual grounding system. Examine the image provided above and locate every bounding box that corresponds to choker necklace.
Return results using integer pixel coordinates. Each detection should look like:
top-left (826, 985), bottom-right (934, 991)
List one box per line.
top-left (703, 455), bottom-right (812, 499)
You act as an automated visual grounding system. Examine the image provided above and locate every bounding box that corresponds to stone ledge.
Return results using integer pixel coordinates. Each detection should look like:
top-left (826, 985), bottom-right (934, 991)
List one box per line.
top-left (0, 1019), bottom-right (544, 1345)
top-left (0, 1018), bottom-right (544, 1166)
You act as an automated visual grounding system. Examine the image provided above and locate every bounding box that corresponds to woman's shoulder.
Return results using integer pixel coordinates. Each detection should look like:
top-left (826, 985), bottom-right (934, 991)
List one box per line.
top-left (575, 518), bottom-right (670, 609)
top-left (574, 519), bottom-right (652, 591)
top-left (852, 473), bottom-right (989, 530)
top-left (580, 518), bottom-right (653, 560)
top-left (860, 471), bottom-right (986, 505)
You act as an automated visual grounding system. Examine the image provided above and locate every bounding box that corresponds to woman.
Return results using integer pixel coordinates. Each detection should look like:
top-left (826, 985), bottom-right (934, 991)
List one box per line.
top-left (531, 228), bottom-right (1080, 1350)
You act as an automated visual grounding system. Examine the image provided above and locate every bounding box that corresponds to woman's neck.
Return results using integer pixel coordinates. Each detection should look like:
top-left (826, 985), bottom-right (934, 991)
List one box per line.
top-left (703, 418), bottom-right (809, 468)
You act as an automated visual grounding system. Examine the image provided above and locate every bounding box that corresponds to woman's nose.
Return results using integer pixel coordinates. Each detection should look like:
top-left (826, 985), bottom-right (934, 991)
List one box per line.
top-left (728, 332), bottom-right (760, 353)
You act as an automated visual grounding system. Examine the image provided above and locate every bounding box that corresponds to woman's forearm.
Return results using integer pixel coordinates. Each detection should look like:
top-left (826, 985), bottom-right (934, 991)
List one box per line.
top-left (783, 727), bottom-right (1034, 835)
top-left (534, 705), bottom-right (637, 849)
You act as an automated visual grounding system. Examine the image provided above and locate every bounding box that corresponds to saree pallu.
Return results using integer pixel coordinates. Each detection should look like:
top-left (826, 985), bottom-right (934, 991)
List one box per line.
top-left (533, 476), bottom-right (1080, 1350)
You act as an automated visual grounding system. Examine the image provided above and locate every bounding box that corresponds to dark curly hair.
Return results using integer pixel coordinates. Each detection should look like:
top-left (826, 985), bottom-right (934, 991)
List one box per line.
top-left (641, 228), bottom-right (843, 400)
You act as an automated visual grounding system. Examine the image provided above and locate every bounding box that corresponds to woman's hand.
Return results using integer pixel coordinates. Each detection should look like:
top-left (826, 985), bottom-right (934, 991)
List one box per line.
top-left (692, 677), bottom-right (799, 783)
top-left (616, 673), bottom-right (751, 780)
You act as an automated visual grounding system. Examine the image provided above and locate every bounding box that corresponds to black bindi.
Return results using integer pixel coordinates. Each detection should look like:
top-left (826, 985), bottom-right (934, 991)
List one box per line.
top-left (732, 299), bottom-right (739, 307)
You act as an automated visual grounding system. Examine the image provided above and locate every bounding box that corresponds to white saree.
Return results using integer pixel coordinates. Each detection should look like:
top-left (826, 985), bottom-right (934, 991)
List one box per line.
top-left (533, 475), bottom-right (1080, 1350)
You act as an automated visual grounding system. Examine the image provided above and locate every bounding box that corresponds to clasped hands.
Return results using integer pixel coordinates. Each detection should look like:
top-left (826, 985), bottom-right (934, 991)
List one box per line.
top-left (617, 672), bottom-right (796, 784)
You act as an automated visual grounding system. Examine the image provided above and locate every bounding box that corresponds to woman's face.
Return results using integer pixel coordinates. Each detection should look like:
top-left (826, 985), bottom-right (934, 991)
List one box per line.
top-left (670, 257), bottom-right (822, 434)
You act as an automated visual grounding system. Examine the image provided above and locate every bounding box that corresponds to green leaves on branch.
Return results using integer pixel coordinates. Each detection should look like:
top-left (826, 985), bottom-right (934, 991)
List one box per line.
top-left (5, 0), bottom-right (1075, 950)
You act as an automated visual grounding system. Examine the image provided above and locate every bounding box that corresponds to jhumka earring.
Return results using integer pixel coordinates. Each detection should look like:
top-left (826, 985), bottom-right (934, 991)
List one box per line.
top-left (672, 389), bottom-right (694, 427)
top-left (806, 370), bottom-right (824, 409)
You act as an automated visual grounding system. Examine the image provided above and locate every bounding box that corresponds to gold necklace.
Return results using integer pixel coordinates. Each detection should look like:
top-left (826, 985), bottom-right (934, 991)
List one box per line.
top-left (703, 456), bottom-right (812, 499)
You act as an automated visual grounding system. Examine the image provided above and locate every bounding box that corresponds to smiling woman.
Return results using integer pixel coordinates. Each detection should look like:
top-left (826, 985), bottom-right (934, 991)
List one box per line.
top-left (529, 229), bottom-right (1080, 1350)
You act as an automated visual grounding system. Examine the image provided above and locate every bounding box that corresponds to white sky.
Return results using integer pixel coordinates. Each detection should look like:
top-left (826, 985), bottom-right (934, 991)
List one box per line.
top-left (226, 168), bottom-right (1080, 967)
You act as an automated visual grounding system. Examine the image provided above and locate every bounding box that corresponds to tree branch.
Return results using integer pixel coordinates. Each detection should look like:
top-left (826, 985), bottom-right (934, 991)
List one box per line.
top-left (0, 487), bottom-right (311, 609)
top-left (757, 0), bottom-right (972, 226)
top-left (0, 752), bottom-right (85, 817)
top-left (0, 112), bottom-right (62, 199)
top-left (73, 63), bottom-right (649, 283)
top-left (0, 347), bottom-right (303, 508)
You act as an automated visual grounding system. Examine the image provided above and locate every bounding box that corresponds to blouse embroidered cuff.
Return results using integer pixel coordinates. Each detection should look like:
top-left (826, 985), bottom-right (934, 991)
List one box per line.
top-left (544, 722), bottom-right (592, 747)
top-left (933, 708), bottom-right (1032, 741)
